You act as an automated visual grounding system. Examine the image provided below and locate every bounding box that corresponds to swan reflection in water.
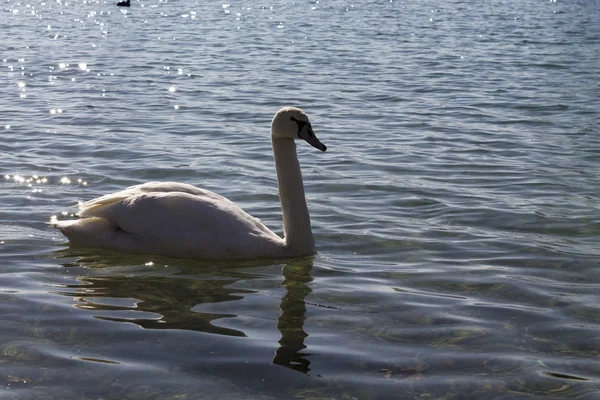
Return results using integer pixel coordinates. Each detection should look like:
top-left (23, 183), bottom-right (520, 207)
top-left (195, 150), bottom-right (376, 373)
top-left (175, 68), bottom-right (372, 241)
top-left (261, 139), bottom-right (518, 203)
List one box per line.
top-left (56, 251), bottom-right (313, 374)
top-left (273, 262), bottom-right (312, 373)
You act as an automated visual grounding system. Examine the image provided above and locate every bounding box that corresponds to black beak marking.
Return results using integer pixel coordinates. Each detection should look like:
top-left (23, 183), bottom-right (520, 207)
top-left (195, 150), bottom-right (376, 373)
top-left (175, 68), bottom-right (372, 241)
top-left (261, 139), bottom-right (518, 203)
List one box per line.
top-left (291, 116), bottom-right (313, 137)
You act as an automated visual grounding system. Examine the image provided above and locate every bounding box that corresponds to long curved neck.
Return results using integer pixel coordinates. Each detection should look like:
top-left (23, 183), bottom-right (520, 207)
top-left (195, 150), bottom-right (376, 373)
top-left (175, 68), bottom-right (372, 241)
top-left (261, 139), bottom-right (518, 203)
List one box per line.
top-left (272, 137), bottom-right (315, 256)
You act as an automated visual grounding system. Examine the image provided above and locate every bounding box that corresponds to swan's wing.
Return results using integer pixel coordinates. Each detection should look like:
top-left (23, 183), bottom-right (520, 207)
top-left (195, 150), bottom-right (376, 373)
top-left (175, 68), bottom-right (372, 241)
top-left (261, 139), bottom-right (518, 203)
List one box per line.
top-left (60, 189), bottom-right (282, 258)
top-left (78, 181), bottom-right (232, 217)
top-left (82, 191), bottom-right (255, 235)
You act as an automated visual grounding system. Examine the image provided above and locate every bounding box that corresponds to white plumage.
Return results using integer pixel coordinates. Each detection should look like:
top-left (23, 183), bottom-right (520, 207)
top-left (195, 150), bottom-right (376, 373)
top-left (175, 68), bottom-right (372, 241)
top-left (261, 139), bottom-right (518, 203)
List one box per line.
top-left (53, 107), bottom-right (327, 260)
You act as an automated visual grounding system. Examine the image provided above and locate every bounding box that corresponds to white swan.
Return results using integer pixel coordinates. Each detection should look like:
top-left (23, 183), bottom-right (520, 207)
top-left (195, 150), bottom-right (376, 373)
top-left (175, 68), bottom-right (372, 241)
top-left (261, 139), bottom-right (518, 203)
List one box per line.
top-left (53, 107), bottom-right (327, 260)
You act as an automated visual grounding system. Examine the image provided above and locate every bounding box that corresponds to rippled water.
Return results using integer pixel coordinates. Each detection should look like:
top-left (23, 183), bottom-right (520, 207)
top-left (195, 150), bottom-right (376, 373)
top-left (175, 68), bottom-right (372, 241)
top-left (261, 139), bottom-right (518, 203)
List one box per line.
top-left (2, 0), bottom-right (600, 398)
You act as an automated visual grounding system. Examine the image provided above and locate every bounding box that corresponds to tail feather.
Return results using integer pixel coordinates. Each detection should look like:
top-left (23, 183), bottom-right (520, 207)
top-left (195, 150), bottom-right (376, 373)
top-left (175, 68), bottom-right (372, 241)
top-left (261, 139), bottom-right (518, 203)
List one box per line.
top-left (55, 218), bottom-right (118, 248)
top-left (53, 217), bottom-right (146, 254)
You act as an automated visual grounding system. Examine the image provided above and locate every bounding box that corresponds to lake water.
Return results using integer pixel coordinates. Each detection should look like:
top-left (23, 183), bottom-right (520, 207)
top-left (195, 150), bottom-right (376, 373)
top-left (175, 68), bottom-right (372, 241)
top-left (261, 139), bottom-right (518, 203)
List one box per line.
top-left (1, 0), bottom-right (600, 398)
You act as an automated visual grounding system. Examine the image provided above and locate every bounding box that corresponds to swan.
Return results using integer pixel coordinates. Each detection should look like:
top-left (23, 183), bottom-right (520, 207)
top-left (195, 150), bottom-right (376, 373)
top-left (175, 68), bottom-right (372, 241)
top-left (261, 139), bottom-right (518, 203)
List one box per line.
top-left (53, 107), bottom-right (327, 260)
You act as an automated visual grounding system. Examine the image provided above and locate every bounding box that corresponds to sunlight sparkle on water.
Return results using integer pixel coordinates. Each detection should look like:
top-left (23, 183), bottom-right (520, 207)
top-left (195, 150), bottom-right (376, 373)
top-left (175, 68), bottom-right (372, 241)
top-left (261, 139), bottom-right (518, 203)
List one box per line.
top-left (13, 175), bottom-right (25, 183)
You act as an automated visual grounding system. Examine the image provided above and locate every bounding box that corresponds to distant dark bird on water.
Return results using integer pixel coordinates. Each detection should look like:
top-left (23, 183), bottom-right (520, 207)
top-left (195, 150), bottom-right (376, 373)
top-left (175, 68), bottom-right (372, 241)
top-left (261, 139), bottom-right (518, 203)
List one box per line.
top-left (116, 0), bottom-right (130, 6)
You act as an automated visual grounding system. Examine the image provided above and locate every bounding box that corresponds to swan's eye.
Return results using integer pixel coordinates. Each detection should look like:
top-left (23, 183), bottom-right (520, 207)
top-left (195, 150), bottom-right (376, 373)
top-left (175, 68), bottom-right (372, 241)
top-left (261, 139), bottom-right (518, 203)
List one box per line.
top-left (290, 116), bottom-right (313, 137)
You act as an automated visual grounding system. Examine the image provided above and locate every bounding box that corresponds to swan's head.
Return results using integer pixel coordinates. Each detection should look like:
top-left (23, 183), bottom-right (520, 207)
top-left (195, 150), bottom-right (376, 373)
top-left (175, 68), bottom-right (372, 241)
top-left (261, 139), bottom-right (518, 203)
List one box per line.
top-left (271, 107), bottom-right (327, 152)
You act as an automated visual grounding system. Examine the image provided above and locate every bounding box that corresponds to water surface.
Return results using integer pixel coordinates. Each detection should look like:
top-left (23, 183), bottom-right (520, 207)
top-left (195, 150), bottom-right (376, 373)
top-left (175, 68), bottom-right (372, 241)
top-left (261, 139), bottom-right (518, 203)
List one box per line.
top-left (1, 0), bottom-right (600, 398)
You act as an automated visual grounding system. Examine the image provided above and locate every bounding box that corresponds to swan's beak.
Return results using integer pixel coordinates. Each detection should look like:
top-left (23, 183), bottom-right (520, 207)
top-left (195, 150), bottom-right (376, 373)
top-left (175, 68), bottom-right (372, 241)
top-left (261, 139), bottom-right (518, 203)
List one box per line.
top-left (299, 125), bottom-right (327, 152)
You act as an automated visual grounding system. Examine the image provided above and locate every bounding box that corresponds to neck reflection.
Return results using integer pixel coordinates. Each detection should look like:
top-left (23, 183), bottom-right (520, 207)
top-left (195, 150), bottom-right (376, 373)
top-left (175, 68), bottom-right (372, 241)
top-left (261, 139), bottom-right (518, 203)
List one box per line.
top-left (272, 261), bottom-right (313, 374)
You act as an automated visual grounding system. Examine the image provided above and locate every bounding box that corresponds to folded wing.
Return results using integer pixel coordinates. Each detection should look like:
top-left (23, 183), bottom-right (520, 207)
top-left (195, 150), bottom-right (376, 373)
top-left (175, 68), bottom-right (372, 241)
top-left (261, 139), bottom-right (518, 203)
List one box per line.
top-left (56, 182), bottom-right (283, 259)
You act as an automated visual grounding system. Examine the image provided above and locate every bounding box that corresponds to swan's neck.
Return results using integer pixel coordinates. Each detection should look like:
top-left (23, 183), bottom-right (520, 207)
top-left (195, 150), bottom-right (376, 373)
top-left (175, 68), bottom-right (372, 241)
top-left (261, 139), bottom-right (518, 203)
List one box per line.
top-left (272, 137), bottom-right (315, 256)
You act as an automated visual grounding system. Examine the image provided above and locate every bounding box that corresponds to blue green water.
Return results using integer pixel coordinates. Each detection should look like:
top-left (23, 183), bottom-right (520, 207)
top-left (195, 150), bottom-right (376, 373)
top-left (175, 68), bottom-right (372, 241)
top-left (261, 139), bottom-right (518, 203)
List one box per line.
top-left (1, 0), bottom-right (600, 398)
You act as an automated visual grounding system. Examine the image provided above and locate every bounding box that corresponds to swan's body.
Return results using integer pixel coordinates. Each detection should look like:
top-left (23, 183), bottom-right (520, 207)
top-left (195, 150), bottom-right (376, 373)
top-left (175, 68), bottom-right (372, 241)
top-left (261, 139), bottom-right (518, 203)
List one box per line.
top-left (53, 107), bottom-right (327, 260)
